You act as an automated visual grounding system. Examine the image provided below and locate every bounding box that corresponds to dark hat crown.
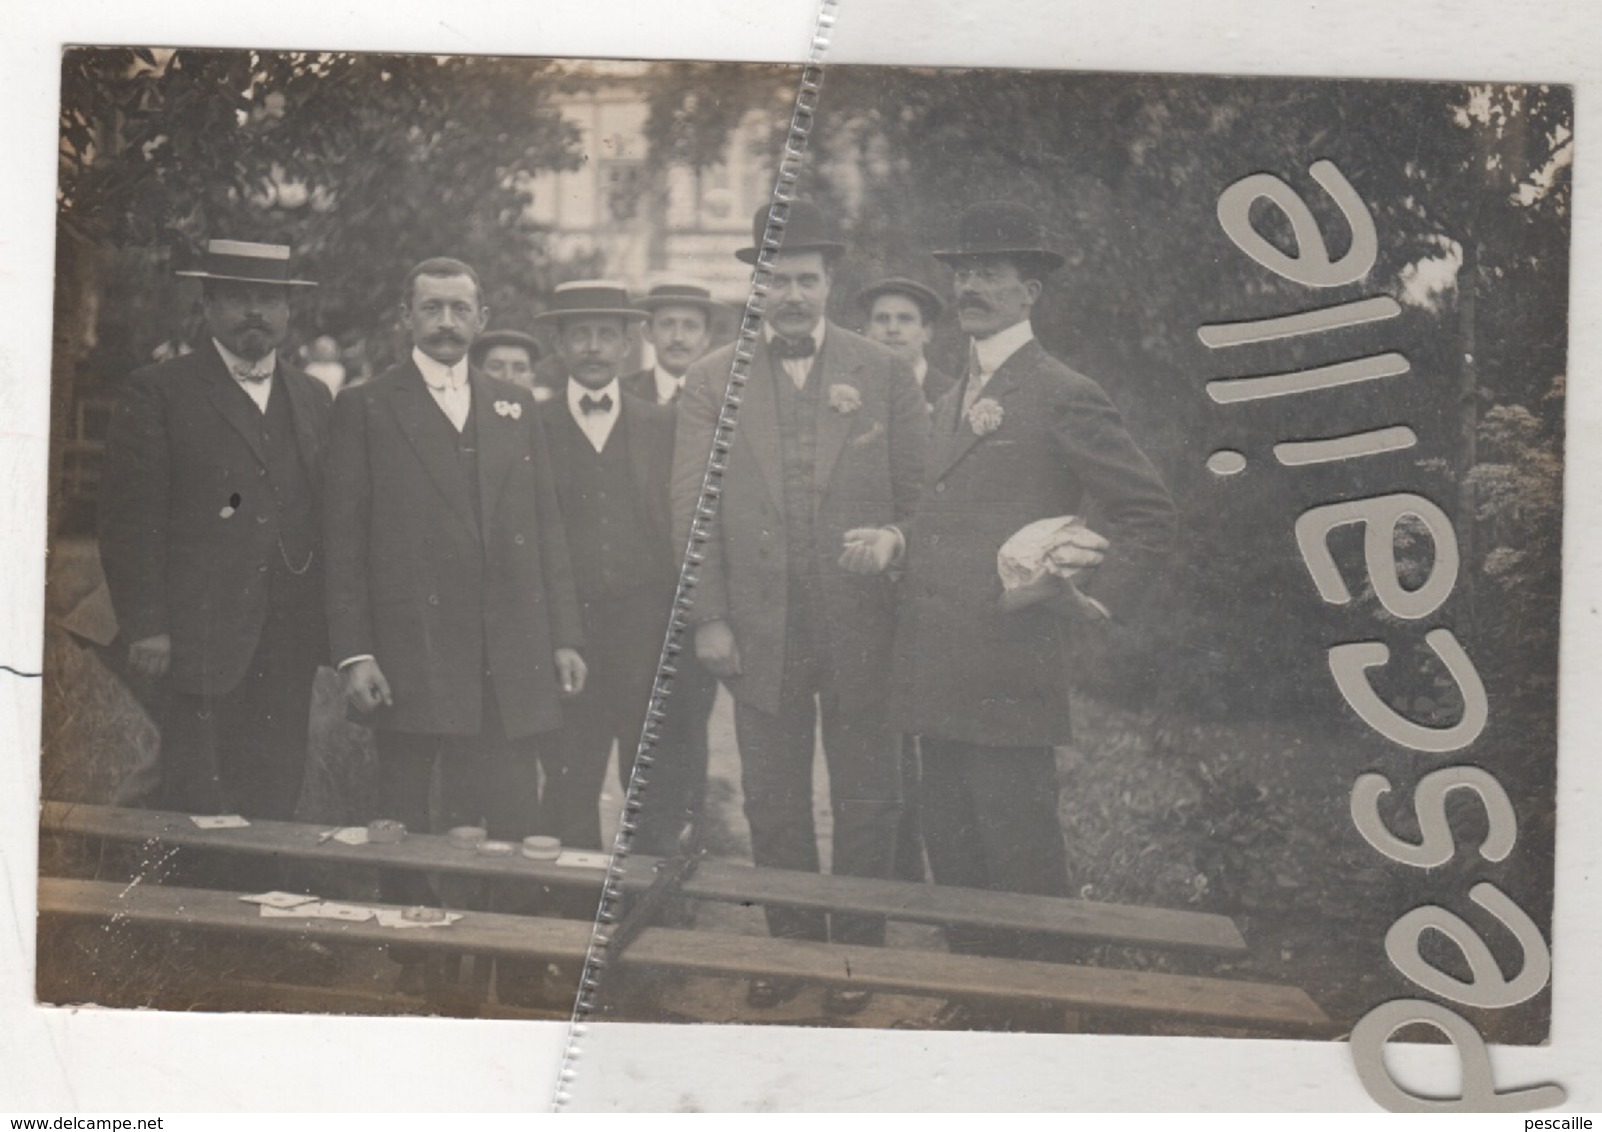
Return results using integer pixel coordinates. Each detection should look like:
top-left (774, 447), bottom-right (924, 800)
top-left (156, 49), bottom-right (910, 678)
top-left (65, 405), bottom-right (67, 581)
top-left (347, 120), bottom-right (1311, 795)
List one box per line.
top-left (935, 201), bottom-right (1066, 272)
top-left (736, 199), bottom-right (847, 264)
top-left (855, 276), bottom-right (944, 322)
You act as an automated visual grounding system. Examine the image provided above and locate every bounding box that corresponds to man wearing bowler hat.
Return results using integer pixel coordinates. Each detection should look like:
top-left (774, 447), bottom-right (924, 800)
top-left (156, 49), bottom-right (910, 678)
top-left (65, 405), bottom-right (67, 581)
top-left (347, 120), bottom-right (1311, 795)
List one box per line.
top-left (858, 202), bottom-right (1176, 1028)
top-left (672, 200), bottom-right (927, 1014)
top-left (855, 276), bottom-right (958, 407)
top-left (613, 279), bottom-right (724, 860)
top-left (323, 257), bottom-right (587, 925)
top-left (532, 281), bottom-right (678, 851)
top-left (469, 328), bottom-right (543, 392)
top-left (99, 238), bottom-right (330, 827)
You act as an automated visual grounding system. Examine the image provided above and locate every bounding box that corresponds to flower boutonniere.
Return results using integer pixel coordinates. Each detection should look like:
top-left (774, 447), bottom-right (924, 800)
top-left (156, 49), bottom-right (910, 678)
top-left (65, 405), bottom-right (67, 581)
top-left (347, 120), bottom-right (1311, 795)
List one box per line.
top-left (494, 399), bottom-right (523, 420)
top-left (967, 397), bottom-right (1004, 436)
top-left (828, 384), bottom-right (862, 414)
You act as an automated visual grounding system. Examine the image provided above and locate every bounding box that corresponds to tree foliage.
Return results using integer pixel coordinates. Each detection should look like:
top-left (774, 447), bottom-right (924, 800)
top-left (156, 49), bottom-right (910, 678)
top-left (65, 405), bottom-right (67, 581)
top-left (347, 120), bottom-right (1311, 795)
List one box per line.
top-left (58, 47), bottom-right (584, 371)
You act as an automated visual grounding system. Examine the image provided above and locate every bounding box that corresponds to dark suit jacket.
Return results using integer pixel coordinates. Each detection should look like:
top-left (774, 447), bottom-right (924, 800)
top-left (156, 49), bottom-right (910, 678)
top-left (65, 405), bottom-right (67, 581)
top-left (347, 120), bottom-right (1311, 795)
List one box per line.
top-left (322, 361), bottom-right (584, 739)
top-left (889, 337), bottom-right (1177, 747)
top-left (98, 346), bottom-right (332, 696)
top-left (922, 363), bottom-right (958, 406)
top-left (540, 388), bottom-right (678, 600)
top-left (672, 324), bottom-right (927, 717)
top-left (620, 368), bottom-right (661, 405)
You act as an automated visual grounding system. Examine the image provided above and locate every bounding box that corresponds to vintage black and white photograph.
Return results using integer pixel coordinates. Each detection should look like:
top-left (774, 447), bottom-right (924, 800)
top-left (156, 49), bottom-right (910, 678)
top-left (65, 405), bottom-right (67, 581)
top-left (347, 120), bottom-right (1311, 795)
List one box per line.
top-left (29, 35), bottom-right (1572, 1099)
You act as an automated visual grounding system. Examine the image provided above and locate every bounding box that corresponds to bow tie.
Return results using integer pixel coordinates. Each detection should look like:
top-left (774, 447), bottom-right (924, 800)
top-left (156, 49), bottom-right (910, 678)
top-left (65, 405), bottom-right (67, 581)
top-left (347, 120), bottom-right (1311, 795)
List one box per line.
top-left (769, 335), bottom-right (816, 360)
top-left (233, 363), bottom-right (271, 383)
top-left (579, 393), bottom-right (614, 415)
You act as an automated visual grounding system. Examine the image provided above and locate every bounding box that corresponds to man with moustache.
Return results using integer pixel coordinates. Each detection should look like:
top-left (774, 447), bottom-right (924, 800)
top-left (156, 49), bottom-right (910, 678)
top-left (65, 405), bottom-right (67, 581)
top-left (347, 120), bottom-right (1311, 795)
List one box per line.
top-left (619, 280), bottom-right (724, 860)
top-left (533, 281), bottom-right (676, 851)
top-left (860, 203), bottom-right (1176, 1029)
top-left (469, 328), bottom-right (542, 392)
top-left (99, 239), bottom-right (329, 828)
top-left (323, 257), bottom-right (587, 921)
top-left (672, 201), bottom-right (927, 1014)
top-left (856, 276), bottom-right (958, 406)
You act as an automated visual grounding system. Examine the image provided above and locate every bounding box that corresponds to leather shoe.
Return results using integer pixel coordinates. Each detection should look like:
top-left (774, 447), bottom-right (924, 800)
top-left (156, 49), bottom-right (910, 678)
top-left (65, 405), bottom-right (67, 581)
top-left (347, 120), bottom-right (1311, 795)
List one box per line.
top-left (745, 977), bottom-right (803, 1008)
top-left (821, 987), bottom-right (874, 1016)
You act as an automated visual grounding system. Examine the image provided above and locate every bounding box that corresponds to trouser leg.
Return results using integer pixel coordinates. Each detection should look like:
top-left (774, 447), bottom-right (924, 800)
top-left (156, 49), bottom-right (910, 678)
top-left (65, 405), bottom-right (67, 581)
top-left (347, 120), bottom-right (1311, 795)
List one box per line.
top-left (917, 737), bottom-right (994, 955)
top-left (373, 730), bottom-right (441, 908)
top-left (818, 691), bottom-right (901, 946)
top-left (891, 735), bottom-right (927, 882)
top-left (732, 690), bottom-right (826, 942)
top-left (630, 651), bottom-right (716, 858)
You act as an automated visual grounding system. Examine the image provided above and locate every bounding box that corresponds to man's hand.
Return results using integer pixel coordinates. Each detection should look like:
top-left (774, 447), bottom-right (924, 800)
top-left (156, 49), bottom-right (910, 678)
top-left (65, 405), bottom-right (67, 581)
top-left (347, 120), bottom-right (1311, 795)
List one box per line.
top-left (340, 657), bottom-right (393, 714)
top-left (695, 619), bottom-right (741, 679)
top-left (128, 634), bottom-right (172, 680)
top-left (838, 527), bottom-right (902, 575)
top-left (555, 648), bottom-right (587, 698)
top-left (1046, 524), bottom-right (1109, 573)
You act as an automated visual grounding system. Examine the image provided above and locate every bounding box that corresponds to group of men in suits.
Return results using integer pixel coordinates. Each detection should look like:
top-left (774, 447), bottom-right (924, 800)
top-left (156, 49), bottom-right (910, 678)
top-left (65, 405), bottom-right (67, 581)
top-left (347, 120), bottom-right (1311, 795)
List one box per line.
top-left (98, 195), bottom-right (1177, 1026)
top-left (673, 199), bottom-right (1177, 1022)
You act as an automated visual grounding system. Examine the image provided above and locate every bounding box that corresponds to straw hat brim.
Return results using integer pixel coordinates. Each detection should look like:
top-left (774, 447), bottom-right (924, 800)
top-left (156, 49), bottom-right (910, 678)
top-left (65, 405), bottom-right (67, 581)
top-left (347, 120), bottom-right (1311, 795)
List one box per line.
top-left (532, 307), bottom-right (649, 324)
top-left (176, 269), bottom-right (318, 287)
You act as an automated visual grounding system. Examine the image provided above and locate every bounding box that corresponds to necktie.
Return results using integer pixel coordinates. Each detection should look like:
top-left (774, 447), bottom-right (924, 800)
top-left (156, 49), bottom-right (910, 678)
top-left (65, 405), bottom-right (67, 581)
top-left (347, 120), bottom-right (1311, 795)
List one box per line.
top-left (960, 341), bottom-right (985, 420)
top-left (580, 393), bottom-right (614, 415)
top-left (233, 363), bottom-right (271, 384)
top-left (426, 370), bottom-right (470, 432)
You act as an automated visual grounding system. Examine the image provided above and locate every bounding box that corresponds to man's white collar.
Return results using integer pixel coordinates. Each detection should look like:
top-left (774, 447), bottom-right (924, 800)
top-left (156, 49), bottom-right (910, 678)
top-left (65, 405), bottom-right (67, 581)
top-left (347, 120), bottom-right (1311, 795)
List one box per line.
top-left (972, 319), bottom-right (1035, 377)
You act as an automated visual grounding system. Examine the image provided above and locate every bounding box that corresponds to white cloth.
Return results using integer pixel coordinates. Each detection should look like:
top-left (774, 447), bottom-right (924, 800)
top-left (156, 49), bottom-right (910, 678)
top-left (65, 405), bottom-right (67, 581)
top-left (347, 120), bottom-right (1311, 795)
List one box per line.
top-left (763, 318), bottom-right (826, 390)
top-left (568, 377), bottom-right (621, 453)
top-left (413, 346), bottom-right (470, 432)
top-left (652, 363), bottom-right (686, 405)
top-left (213, 339), bottom-right (276, 413)
top-left (997, 516), bottom-right (1112, 620)
top-left (912, 356), bottom-right (929, 390)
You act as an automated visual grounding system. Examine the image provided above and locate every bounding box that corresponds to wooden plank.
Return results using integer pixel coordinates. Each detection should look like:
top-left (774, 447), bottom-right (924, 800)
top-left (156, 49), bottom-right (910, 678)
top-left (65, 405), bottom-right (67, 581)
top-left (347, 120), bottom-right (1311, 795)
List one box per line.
top-left (624, 933), bottom-right (1331, 1033)
top-left (669, 860), bottom-right (1245, 953)
top-left (39, 878), bottom-right (1328, 1033)
top-left (44, 802), bottom-right (1244, 952)
top-left (38, 877), bottom-right (596, 961)
top-left (41, 800), bottom-right (610, 889)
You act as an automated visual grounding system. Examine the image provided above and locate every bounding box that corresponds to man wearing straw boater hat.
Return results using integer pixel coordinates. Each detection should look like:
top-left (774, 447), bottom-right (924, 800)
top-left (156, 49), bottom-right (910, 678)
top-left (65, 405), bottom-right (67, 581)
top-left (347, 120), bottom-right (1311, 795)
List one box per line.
top-left (531, 281), bottom-right (677, 852)
top-left (99, 238), bottom-right (330, 827)
top-left (323, 257), bottom-right (587, 926)
top-left (623, 279), bottom-right (721, 406)
top-left (671, 200), bottom-right (928, 1015)
top-left (855, 275), bottom-right (958, 407)
top-left (617, 279), bottom-right (724, 860)
top-left (862, 202), bottom-right (1176, 1028)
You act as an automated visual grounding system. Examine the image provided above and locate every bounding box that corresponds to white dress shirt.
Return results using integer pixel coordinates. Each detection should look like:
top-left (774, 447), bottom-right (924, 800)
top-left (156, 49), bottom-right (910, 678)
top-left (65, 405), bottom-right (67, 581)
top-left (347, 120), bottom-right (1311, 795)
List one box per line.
top-left (963, 319), bottom-right (1036, 413)
top-left (413, 346), bottom-right (471, 432)
top-left (213, 339), bottom-right (277, 413)
top-left (652, 364), bottom-right (687, 405)
top-left (912, 356), bottom-right (929, 391)
top-left (763, 318), bottom-right (826, 389)
top-left (568, 377), bottom-right (622, 453)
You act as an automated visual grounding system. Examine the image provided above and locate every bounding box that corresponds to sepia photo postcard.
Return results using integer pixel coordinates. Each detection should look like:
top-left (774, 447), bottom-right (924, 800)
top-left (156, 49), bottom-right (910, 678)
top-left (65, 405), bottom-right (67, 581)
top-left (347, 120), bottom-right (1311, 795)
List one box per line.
top-left (4, 0), bottom-right (1601, 1114)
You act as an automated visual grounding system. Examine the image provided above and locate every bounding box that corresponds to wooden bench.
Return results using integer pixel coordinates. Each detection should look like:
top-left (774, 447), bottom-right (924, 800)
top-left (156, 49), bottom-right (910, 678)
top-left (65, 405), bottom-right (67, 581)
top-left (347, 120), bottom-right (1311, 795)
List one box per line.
top-left (42, 801), bottom-right (1247, 954)
top-left (39, 876), bottom-right (1331, 1034)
